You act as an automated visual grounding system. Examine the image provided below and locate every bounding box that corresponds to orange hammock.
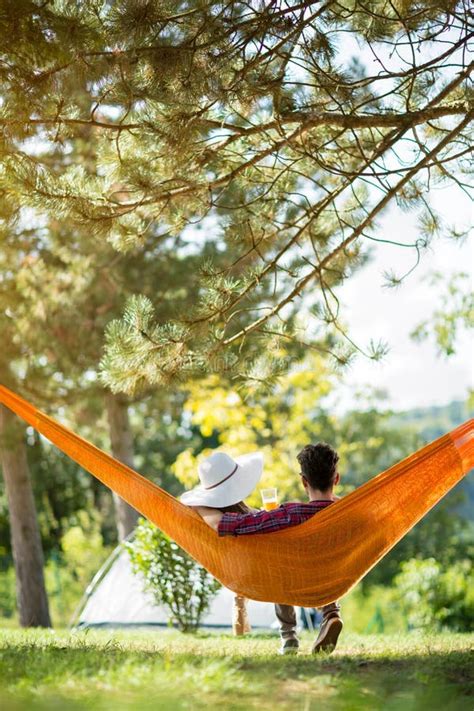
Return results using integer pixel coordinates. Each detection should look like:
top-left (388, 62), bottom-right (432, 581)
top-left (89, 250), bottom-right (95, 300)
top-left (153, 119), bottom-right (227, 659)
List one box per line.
top-left (0, 384), bottom-right (472, 607)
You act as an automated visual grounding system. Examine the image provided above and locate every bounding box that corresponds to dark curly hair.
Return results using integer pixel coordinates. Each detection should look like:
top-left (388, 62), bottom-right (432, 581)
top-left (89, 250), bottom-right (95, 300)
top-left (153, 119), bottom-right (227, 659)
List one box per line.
top-left (297, 442), bottom-right (339, 492)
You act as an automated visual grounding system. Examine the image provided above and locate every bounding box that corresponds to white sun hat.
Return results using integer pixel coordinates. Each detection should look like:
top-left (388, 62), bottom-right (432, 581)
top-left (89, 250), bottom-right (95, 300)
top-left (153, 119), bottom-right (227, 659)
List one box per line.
top-left (180, 450), bottom-right (263, 508)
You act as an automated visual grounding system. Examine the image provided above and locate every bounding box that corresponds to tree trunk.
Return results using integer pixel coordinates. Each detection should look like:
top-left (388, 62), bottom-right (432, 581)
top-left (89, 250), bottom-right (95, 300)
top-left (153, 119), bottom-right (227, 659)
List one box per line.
top-left (105, 393), bottom-right (139, 540)
top-left (0, 405), bottom-right (51, 627)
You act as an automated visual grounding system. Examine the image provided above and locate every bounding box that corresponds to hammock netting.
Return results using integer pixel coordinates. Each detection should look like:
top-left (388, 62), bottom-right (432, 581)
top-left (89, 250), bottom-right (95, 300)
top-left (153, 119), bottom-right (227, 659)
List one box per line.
top-left (0, 385), bottom-right (472, 607)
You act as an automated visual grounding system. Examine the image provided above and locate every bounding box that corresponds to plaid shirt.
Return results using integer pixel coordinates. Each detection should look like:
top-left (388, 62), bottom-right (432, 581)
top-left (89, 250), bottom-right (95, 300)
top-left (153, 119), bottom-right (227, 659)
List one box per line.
top-left (218, 500), bottom-right (334, 536)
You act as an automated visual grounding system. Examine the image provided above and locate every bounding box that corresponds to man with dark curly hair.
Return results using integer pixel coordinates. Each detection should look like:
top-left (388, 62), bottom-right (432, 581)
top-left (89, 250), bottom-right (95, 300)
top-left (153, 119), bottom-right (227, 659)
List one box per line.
top-left (196, 442), bottom-right (343, 655)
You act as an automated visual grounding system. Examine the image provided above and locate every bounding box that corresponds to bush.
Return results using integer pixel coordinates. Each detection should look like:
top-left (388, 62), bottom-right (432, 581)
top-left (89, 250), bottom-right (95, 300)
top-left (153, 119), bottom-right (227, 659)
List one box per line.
top-left (126, 518), bottom-right (221, 632)
top-left (341, 584), bottom-right (406, 634)
top-left (0, 565), bottom-right (16, 620)
top-left (394, 558), bottom-right (474, 631)
top-left (44, 511), bottom-right (110, 626)
top-left (0, 510), bottom-right (110, 628)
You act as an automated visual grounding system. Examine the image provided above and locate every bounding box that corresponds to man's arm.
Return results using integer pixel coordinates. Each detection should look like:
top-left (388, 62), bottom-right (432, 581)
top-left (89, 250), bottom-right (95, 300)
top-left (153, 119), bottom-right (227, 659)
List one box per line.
top-left (192, 502), bottom-right (326, 535)
top-left (191, 506), bottom-right (224, 531)
top-left (218, 502), bottom-right (332, 536)
top-left (218, 506), bottom-right (296, 536)
top-left (191, 505), bottom-right (286, 534)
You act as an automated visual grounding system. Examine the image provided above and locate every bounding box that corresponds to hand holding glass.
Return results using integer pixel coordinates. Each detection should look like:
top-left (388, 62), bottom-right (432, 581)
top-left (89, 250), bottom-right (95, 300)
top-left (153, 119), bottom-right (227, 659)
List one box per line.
top-left (260, 487), bottom-right (278, 511)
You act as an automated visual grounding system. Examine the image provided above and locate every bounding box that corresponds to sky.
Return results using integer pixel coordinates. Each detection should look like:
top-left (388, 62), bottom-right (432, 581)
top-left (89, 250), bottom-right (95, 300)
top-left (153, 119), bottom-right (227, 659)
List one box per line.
top-left (336, 185), bottom-right (473, 413)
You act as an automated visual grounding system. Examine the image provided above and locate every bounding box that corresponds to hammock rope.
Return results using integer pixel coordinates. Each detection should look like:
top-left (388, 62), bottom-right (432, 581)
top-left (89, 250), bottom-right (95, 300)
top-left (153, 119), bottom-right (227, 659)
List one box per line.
top-left (0, 384), bottom-right (472, 607)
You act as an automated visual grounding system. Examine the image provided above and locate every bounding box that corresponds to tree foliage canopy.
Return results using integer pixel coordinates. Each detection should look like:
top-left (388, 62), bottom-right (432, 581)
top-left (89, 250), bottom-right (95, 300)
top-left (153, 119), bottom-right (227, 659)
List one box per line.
top-left (1, 0), bottom-right (472, 391)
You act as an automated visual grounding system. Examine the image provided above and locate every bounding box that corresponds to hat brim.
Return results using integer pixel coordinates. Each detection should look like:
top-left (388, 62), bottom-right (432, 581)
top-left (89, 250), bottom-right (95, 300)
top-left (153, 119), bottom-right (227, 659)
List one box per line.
top-left (180, 452), bottom-right (263, 508)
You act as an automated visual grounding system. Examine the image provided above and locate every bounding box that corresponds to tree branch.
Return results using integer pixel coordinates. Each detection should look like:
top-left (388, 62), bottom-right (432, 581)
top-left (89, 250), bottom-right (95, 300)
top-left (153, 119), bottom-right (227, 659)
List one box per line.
top-left (2, 102), bottom-right (469, 135)
top-left (221, 111), bottom-right (473, 347)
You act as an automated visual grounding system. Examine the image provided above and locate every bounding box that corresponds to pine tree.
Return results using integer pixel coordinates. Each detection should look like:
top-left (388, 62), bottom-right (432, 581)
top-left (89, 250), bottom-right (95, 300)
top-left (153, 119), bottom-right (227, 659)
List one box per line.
top-left (1, 93), bottom-right (256, 544)
top-left (1, 1), bottom-right (471, 393)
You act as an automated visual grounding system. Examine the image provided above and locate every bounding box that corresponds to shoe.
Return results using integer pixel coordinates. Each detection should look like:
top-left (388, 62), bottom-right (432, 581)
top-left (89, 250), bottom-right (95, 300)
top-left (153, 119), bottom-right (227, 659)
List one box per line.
top-left (311, 614), bottom-right (343, 654)
top-left (279, 638), bottom-right (299, 655)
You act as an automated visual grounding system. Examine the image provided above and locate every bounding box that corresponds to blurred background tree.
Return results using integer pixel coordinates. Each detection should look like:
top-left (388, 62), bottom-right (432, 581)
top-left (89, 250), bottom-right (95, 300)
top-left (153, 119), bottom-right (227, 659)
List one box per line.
top-left (0, 1), bottom-right (472, 630)
top-left (395, 558), bottom-right (473, 632)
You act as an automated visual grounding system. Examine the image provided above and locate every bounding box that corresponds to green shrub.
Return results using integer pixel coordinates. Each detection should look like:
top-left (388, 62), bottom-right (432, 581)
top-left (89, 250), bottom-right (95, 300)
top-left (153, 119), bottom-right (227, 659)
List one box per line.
top-left (341, 584), bottom-right (406, 633)
top-left (0, 565), bottom-right (16, 620)
top-left (395, 557), bottom-right (474, 631)
top-left (44, 511), bottom-right (111, 626)
top-left (126, 518), bottom-right (221, 633)
top-left (0, 511), bottom-right (110, 628)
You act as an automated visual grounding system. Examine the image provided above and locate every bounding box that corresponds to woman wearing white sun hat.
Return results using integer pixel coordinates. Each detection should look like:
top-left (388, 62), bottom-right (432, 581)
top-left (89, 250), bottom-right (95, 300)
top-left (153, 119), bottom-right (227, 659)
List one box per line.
top-left (180, 449), bottom-right (264, 634)
top-left (180, 450), bottom-right (263, 509)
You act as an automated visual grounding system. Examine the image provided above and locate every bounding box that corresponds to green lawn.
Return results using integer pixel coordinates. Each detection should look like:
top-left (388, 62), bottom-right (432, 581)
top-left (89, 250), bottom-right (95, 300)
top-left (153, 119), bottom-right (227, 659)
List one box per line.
top-left (0, 629), bottom-right (472, 711)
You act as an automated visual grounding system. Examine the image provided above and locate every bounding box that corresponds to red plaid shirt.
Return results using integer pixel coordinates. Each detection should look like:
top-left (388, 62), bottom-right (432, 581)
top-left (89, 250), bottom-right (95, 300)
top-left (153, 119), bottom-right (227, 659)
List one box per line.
top-left (218, 500), bottom-right (334, 536)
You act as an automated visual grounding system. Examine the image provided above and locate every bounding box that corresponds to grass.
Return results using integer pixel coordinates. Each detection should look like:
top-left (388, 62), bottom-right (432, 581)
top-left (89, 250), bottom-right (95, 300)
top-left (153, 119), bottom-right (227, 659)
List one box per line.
top-left (0, 629), bottom-right (472, 711)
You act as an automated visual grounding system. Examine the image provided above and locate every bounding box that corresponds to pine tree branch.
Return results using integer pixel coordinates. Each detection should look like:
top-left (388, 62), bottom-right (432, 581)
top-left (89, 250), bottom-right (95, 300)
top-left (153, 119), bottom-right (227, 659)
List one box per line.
top-left (275, 103), bottom-right (470, 129)
top-left (2, 102), bottom-right (469, 135)
top-left (183, 62), bottom-right (474, 328)
top-left (221, 111), bottom-right (473, 347)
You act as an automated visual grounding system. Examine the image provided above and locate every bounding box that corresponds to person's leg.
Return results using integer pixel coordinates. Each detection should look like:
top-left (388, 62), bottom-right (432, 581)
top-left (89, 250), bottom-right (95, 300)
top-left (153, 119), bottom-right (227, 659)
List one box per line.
top-left (321, 601), bottom-right (341, 618)
top-left (312, 601), bottom-right (343, 654)
top-left (275, 604), bottom-right (299, 654)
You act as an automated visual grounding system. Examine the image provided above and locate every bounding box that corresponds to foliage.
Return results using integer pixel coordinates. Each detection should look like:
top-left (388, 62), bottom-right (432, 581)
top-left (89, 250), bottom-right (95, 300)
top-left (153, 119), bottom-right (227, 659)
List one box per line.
top-left (60, 513), bottom-right (106, 585)
top-left (390, 399), bottom-right (472, 442)
top-left (0, 565), bottom-right (16, 620)
top-left (28, 434), bottom-right (99, 554)
top-left (395, 557), bottom-right (474, 632)
top-left (0, 432), bottom-right (116, 559)
top-left (43, 512), bottom-right (111, 627)
top-left (1, 629), bottom-right (473, 711)
top-left (365, 495), bottom-right (474, 590)
top-left (126, 519), bottom-right (221, 632)
top-left (1, 1), bottom-right (471, 390)
top-left (411, 271), bottom-right (474, 356)
top-left (339, 584), bottom-right (406, 635)
top-left (0, 510), bottom-right (110, 628)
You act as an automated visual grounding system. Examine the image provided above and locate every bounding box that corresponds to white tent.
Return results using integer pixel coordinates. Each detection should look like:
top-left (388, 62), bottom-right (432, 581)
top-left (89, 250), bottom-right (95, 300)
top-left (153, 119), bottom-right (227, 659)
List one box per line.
top-left (72, 544), bottom-right (281, 630)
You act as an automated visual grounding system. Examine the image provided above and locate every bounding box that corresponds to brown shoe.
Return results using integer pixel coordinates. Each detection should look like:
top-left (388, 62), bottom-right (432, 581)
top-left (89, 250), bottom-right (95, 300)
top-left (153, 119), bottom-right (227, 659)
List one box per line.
top-left (311, 614), bottom-right (343, 654)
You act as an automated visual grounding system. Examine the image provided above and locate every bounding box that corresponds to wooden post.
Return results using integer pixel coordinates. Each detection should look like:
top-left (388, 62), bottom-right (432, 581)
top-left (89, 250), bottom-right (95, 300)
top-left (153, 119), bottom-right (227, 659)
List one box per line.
top-left (232, 595), bottom-right (251, 636)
